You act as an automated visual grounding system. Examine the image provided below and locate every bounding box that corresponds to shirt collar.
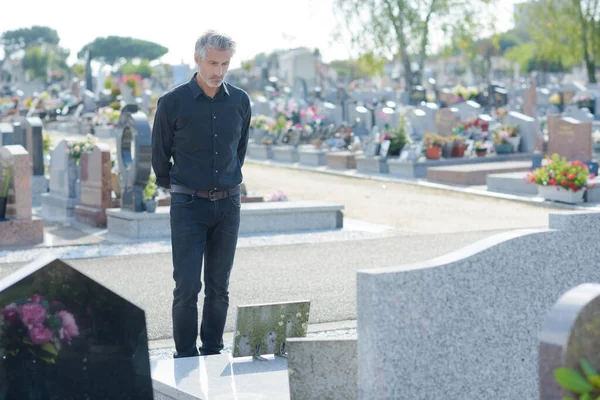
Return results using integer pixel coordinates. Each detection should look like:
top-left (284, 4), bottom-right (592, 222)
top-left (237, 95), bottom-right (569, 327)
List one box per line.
top-left (188, 73), bottom-right (230, 99)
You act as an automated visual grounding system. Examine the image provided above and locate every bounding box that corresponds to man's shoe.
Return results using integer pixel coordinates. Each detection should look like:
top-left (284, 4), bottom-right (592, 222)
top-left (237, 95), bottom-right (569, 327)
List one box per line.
top-left (198, 348), bottom-right (221, 356)
top-left (173, 348), bottom-right (200, 359)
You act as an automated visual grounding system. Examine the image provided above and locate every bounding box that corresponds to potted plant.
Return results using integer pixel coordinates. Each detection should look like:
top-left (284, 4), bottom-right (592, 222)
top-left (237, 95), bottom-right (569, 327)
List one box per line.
top-left (143, 174), bottom-right (158, 213)
top-left (475, 141), bottom-right (489, 157)
top-left (495, 125), bottom-right (520, 152)
top-left (422, 132), bottom-right (446, 160)
top-left (387, 114), bottom-right (409, 156)
top-left (450, 135), bottom-right (468, 158)
top-left (527, 154), bottom-right (592, 204)
top-left (493, 129), bottom-right (514, 154)
top-left (0, 161), bottom-right (11, 221)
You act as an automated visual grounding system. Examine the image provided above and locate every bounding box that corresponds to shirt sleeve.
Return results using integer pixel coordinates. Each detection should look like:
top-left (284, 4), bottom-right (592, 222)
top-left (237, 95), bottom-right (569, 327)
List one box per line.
top-left (151, 95), bottom-right (174, 189)
top-left (237, 97), bottom-right (252, 167)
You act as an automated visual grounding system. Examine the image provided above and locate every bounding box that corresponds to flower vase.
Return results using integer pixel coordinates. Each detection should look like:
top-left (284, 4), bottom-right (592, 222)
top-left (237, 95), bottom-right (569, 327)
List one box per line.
top-left (0, 196), bottom-right (7, 220)
top-left (3, 352), bottom-right (50, 400)
top-left (67, 157), bottom-right (80, 200)
top-left (441, 141), bottom-right (453, 158)
top-left (495, 143), bottom-right (514, 154)
top-left (452, 143), bottom-right (467, 158)
top-left (475, 149), bottom-right (487, 157)
top-left (506, 136), bottom-right (521, 152)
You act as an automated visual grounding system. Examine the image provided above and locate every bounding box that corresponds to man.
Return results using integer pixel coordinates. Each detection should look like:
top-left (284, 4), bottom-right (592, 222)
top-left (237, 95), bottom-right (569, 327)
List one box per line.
top-left (151, 30), bottom-right (251, 358)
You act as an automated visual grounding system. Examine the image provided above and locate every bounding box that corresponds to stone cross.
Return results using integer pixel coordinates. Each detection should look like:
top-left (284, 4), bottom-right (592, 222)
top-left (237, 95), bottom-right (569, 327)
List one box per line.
top-left (546, 116), bottom-right (592, 161)
top-left (539, 283), bottom-right (600, 400)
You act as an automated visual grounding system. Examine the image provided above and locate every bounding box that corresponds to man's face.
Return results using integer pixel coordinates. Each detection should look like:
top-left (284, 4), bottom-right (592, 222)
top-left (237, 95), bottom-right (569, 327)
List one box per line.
top-left (195, 48), bottom-right (232, 88)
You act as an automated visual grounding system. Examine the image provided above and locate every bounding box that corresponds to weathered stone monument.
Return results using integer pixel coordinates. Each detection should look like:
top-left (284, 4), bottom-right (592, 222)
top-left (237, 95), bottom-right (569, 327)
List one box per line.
top-left (505, 111), bottom-right (539, 153)
top-left (74, 143), bottom-right (112, 227)
top-left (539, 283), bottom-right (600, 400)
top-left (546, 116), bottom-right (592, 161)
top-left (0, 145), bottom-right (44, 247)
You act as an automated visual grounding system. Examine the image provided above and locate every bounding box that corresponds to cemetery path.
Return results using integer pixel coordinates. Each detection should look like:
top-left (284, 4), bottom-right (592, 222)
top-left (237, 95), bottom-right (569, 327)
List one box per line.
top-left (242, 162), bottom-right (572, 234)
top-left (1, 228), bottom-right (520, 341)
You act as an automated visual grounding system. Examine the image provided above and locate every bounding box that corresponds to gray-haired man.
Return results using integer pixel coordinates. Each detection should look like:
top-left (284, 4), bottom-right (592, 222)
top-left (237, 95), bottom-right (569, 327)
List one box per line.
top-left (151, 30), bottom-right (251, 358)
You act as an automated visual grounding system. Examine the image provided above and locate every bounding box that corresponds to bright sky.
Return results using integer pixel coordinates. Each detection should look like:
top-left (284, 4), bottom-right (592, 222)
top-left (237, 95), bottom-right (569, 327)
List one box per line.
top-left (2, 0), bottom-right (522, 69)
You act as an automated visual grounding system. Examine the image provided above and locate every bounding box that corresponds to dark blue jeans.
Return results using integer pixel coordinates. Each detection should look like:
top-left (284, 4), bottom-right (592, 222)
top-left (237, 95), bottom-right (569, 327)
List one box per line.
top-left (170, 191), bottom-right (241, 357)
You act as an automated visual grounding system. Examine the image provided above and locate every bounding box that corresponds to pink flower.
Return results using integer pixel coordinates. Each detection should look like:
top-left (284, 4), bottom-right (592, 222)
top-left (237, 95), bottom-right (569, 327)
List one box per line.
top-left (58, 311), bottom-right (79, 343)
top-left (20, 302), bottom-right (46, 327)
top-left (28, 324), bottom-right (54, 345)
top-left (2, 303), bottom-right (20, 324)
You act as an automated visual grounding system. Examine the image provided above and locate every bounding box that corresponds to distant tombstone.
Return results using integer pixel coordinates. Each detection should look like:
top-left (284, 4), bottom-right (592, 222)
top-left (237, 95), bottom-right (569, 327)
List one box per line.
top-left (435, 108), bottom-right (460, 137)
top-left (409, 86), bottom-right (426, 106)
top-left (410, 103), bottom-right (438, 138)
top-left (21, 117), bottom-right (44, 176)
top-left (0, 255), bottom-right (153, 399)
top-left (117, 105), bottom-right (152, 212)
top-left (539, 283), bottom-right (600, 400)
top-left (11, 121), bottom-right (26, 150)
top-left (563, 106), bottom-right (594, 123)
top-left (353, 124), bottom-right (369, 138)
top-left (233, 301), bottom-right (310, 358)
top-left (0, 122), bottom-right (13, 146)
top-left (493, 87), bottom-right (508, 107)
top-left (398, 143), bottom-right (423, 161)
top-left (0, 145), bottom-right (32, 219)
top-left (505, 111), bottom-right (538, 153)
top-left (547, 116), bottom-right (592, 161)
top-left (82, 90), bottom-right (96, 113)
top-left (454, 100), bottom-right (481, 120)
top-left (74, 144), bottom-right (112, 227)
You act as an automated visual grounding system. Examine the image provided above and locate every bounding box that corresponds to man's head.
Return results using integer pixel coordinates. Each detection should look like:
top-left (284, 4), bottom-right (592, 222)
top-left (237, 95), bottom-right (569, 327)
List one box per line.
top-left (194, 30), bottom-right (236, 88)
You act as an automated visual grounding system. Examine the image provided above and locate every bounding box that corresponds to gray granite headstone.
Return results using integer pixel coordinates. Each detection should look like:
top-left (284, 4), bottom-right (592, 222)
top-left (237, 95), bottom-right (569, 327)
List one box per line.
top-left (117, 105), bottom-right (152, 212)
top-left (0, 122), bottom-right (13, 146)
top-left (563, 106), bottom-right (594, 123)
top-left (48, 140), bottom-right (78, 199)
top-left (454, 100), bottom-right (481, 120)
top-left (233, 301), bottom-right (310, 358)
top-left (505, 111), bottom-right (538, 153)
top-left (539, 283), bottom-right (600, 400)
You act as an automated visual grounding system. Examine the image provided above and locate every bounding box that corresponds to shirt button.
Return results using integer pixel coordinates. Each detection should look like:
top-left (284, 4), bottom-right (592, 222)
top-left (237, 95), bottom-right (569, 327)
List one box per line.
top-left (214, 134), bottom-right (217, 137)
top-left (213, 116), bottom-right (216, 119)
top-left (215, 151), bottom-right (218, 155)
top-left (215, 170), bottom-right (218, 173)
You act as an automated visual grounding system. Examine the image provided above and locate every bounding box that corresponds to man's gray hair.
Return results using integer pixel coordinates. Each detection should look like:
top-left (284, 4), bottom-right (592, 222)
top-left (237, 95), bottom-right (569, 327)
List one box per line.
top-left (194, 30), bottom-right (236, 59)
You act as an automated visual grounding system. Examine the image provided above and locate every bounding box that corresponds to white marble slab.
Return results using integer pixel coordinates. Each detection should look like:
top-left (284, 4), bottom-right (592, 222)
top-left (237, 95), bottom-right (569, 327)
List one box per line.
top-left (151, 354), bottom-right (290, 399)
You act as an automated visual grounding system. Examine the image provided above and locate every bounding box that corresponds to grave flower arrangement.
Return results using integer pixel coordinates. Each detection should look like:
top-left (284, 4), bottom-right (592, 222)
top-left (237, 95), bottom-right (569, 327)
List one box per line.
top-left (266, 190), bottom-right (288, 202)
top-left (527, 154), bottom-right (592, 193)
top-left (554, 358), bottom-right (600, 399)
top-left (0, 294), bottom-right (80, 363)
top-left (66, 134), bottom-right (97, 164)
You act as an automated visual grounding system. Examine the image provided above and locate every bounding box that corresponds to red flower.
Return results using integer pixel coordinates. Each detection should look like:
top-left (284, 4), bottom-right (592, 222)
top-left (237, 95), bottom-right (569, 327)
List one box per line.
top-left (568, 173), bottom-right (576, 180)
top-left (561, 180), bottom-right (567, 186)
top-left (550, 178), bottom-right (556, 185)
top-left (562, 171), bottom-right (567, 177)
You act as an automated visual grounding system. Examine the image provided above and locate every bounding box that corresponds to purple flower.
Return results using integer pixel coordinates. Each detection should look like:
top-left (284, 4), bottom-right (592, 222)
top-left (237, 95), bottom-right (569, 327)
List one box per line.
top-left (28, 324), bottom-right (54, 345)
top-left (20, 302), bottom-right (47, 327)
top-left (58, 311), bottom-right (79, 343)
top-left (2, 303), bottom-right (20, 324)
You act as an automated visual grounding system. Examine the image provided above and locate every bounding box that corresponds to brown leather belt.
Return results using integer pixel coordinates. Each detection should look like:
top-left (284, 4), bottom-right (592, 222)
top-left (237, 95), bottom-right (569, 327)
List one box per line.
top-left (170, 184), bottom-right (240, 201)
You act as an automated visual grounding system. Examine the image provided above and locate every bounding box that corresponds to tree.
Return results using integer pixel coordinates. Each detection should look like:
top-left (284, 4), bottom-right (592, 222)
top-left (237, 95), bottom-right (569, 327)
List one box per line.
top-left (119, 59), bottom-right (155, 78)
top-left (21, 46), bottom-right (49, 79)
top-left (356, 52), bottom-right (387, 77)
top-left (1, 26), bottom-right (59, 56)
top-left (333, 0), bottom-right (495, 92)
top-left (78, 36), bottom-right (168, 64)
top-left (524, 0), bottom-right (599, 83)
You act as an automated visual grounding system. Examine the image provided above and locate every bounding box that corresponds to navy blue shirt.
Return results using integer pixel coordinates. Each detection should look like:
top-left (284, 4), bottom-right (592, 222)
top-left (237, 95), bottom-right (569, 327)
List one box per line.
top-left (151, 73), bottom-right (251, 190)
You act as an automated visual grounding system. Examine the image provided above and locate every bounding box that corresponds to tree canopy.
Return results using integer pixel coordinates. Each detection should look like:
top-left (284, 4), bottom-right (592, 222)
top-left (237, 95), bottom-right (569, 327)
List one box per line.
top-left (1, 26), bottom-right (60, 56)
top-left (78, 36), bottom-right (168, 64)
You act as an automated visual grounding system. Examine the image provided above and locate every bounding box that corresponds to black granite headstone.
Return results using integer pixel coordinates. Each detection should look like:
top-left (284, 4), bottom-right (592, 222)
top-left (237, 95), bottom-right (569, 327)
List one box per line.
top-left (493, 87), bottom-right (508, 108)
top-left (409, 86), bottom-right (426, 106)
top-left (24, 117), bottom-right (45, 176)
top-left (0, 122), bottom-right (13, 146)
top-left (11, 122), bottom-right (26, 149)
top-left (0, 255), bottom-right (152, 399)
top-left (117, 105), bottom-right (152, 212)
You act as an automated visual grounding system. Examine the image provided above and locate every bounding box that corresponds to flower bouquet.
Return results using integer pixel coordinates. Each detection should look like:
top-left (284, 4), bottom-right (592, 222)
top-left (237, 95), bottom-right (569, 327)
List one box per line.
top-left (527, 154), bottom-right (594, 204)
top-left (1, 294), bottom-right (80, 363)
top-left (266, 190), bottom-right (288, 202)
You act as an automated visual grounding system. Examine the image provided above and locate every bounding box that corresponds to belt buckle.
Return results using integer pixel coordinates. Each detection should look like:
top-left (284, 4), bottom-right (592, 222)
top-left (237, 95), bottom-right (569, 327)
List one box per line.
top-left (208, 190), bottom-right (218, 201)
